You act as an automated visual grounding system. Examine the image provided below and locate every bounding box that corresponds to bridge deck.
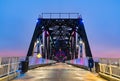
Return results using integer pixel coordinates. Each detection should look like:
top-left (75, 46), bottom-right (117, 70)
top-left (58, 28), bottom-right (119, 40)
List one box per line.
top-left (12, 63), bottom-right (107, 81)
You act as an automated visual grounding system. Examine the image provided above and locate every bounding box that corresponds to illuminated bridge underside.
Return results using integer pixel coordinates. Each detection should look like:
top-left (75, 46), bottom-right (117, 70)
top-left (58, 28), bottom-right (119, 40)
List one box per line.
top-left (26, 13), bottom-right (92, 60)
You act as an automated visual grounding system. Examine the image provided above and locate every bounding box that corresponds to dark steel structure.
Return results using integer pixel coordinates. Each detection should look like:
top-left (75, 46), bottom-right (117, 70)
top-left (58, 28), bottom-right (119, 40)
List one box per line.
top-left (26, 13), bottom-right (92, 61)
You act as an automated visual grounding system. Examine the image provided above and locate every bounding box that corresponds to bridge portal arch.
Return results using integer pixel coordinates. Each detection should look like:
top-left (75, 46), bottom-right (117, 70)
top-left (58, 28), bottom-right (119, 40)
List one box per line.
top-left (26, 13), bottom-right (92, 61)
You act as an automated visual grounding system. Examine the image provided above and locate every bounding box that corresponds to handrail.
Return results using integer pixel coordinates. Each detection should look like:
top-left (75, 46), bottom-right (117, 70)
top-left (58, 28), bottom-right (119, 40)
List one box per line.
top-left (99, 58), bottom-right (120, 78)
top-left (0, 56), bottom-right (56, 77)
top-left (39, 13), bottom-right (81, 19)
top-left (0, 57), bottom-right (20, 77)
top-left (28, 56), bottom-right (56, 66)
top-left (66, 58), bottom-right (120, 78)
top-left (99, 63), bottom-right (120, 78)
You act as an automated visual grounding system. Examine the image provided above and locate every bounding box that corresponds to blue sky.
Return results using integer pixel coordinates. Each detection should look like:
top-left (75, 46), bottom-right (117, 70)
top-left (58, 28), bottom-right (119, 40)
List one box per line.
top-left (0, 0), bottom-right (120, 57)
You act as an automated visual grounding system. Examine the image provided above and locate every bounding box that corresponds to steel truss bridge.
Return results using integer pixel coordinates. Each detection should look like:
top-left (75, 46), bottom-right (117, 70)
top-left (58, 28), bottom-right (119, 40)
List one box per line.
top-left (26, 13), bottom-right (92, 61)
top-left (0, 13), bottom-right (120, 81)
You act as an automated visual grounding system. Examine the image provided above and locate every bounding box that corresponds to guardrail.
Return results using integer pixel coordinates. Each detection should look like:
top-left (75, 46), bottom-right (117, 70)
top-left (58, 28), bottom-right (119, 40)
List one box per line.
top-left (65, 58), bottom-right (91, 67)
top-left (0, 56), bottom-right (56, 77)
top-left (39, 13), bottom-right (81, 19)
top-left (66, 58), bottom-right (120, 74)
top-left (66, 58), bottom-right (120, 79)
top-left (99, 58), bottom-right (120, 78)
top-left (28, 56), bottom-right (56, 66)
top-left (0, 57), bottom-right (20, 77)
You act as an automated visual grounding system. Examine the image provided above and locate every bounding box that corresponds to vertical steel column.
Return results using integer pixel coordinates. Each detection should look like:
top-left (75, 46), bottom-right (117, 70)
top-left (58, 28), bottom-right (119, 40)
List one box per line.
top-left (48, 36), bottom-right (50, 59)
top-left (47, 35), bottom-right (50, 59)
top-left (37, 38), bottom-right (40, 54)
top-left (78, 45), bottom-right (80, 59)
top-left (80, 38), bottom-right (83, 58)
top-left (80, 43), bottom-right (83, 58)
top-left (40, 45), bottom-right (43, 56)
top-left (76, 32), bottom-right (78, 59)
top-left (74, 32), bottom-right (76, 59)
top-left (76, 32), bottom-right (78, 47)
top-left (43, 31), bottom-right (46, 59)
top-left (45, 31), bottom-right (47, 59)
top-left (73, 39), bottom-right (75, 59)
top-left (70, 37), bottom-right (72, 59)
top-left (72, 36), bottom-right (74, 59)
top-left (50, 37), bottom-right (52, 59)
top-left (82, 42), bottom-right (85, 58)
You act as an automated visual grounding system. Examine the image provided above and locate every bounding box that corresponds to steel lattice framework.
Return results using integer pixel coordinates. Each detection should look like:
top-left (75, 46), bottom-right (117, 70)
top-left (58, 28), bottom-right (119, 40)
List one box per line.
top-left (26, 13), bottom-right (92, 61)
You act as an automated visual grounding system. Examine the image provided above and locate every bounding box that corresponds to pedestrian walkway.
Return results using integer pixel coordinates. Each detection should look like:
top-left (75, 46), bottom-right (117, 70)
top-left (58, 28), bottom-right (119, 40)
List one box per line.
top-left (12, 63), bottom-right (107, 81)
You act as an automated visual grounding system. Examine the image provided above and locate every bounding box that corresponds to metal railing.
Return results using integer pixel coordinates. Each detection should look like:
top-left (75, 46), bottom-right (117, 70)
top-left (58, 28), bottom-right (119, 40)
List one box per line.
top-left (99, 58), bottom-right (120, 78)
top-left (65, 57), bottom-right (91, 67)
top-left (66, 58), bottom-right (120, 78)
top-left (0, 57), bottom-right (20, 77)
top-left (1, 56), bottom-right (119, 79)
top-left (39, 13), bottom-right (81, 19)
top-left (28, 56), bottom-right (56, 66)
top-left (0, 56), bottom-right (56, 77)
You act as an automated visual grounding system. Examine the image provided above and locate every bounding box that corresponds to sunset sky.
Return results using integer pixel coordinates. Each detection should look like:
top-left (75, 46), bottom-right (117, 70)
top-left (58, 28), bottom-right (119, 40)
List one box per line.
top-left (0, 0), bottom-right (120, 58)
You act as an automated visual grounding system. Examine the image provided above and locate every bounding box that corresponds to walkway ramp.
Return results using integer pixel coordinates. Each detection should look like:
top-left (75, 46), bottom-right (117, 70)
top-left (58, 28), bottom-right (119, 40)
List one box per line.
top-left (12, 63), bottom-right (107, 81)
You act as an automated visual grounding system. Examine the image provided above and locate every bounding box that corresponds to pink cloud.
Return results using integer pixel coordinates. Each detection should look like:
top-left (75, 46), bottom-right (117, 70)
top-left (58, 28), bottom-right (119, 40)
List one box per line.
top-left (92, 46), bottom-right (120, 58)
top-left (0, 50), bottom-right (26, 57)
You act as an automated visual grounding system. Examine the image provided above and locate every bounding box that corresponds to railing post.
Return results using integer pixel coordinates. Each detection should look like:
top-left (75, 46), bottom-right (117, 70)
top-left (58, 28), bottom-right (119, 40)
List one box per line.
top-left (14, 57), bottom-right (17, 72)
top-left (93, 61), bottom-right (96, 73)
top-left (102, 64), bottom-right (104, 73)
top-left (109, 59), bottom-right (112, 76)
top-left (7, 57), bottom-right (11, 75)
top-left (99, 63), bottom-right (101, 72)
top-left (119, 58), bottom-right (120, 67)
top-left (0, 57), bottom-right (1, 75)
top-left (99, 58), bottom-right (101, 72)
top-left (100, 58), bottom-right (104, 73)
top-left (0, 57), bottom-right (1, 65)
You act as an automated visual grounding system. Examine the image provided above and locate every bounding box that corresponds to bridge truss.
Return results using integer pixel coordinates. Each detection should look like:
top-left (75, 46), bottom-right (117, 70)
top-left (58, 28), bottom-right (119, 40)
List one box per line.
top-left (26, 13), bottom-right (92, 61)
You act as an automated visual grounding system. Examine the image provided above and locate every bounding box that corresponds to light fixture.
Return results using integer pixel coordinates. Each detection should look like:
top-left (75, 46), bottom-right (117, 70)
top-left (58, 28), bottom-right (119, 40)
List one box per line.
top-left (37, 53), bottom-right (42, 58)
top-left (37, 40), bottom-right (39, 44)
top-left (79, 40), bottom-right (83, 44)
